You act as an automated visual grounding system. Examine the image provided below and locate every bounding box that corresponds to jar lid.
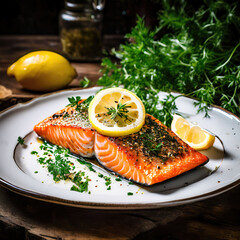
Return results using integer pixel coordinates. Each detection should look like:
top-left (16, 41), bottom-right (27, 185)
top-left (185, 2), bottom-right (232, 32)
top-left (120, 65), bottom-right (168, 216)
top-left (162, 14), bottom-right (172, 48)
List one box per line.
top-left (64, 0), bottom-right (92, 12)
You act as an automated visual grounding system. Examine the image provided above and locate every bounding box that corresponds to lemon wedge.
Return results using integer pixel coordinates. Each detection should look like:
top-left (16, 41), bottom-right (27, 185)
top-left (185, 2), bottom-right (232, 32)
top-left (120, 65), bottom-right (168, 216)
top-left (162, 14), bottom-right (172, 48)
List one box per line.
top-left (88, 87), bottom-right (145, 137)
top-left (171, 114), bottom-right (215, 150)
top-left (7, 51), bottom-right (77, 92)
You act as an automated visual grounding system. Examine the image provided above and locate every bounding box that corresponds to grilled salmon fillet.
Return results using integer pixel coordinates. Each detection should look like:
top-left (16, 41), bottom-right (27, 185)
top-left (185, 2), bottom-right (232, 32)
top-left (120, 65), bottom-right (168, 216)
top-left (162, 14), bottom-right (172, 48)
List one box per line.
top-left (95, 114), bottom-right (208, 185)
top-left (34, 99), bottom-right (95, 157)
top-left (34, 100), bottom-right (209, 185)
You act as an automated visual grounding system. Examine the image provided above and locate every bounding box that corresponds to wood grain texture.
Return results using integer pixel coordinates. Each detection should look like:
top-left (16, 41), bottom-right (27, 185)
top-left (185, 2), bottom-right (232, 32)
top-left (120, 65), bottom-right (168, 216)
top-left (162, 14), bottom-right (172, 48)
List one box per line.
top-left (1, 185), bottom-right (240, 240)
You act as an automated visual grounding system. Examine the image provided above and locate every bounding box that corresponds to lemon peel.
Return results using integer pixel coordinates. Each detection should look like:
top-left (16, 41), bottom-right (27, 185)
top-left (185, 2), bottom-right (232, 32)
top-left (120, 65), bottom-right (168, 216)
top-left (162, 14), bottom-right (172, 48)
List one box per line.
top-left (171, 114), bottom-right (215, 150)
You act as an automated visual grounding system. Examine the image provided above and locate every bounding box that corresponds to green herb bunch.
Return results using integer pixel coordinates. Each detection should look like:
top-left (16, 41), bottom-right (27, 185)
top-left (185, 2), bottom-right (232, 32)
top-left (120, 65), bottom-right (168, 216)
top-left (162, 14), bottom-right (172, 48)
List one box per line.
top-left (98, 0), bottom-right (240, 127)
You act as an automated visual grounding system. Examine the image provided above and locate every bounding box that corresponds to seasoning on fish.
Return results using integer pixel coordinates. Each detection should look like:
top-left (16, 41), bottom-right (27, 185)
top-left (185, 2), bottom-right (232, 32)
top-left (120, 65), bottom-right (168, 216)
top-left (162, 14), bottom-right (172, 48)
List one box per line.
top-left (95, 114), bottom-right (209, 185)
top-left (34, 99), bottom-right (209, 185)
top-left (34, 99), bottom-right (95, 157)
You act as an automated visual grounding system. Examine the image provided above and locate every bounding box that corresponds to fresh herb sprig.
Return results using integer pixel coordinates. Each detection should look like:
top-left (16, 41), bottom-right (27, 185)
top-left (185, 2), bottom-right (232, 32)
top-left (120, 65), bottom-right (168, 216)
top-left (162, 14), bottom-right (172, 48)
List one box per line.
top-left (98, 0), bottom-right (240, 126)
top-left (79, 96), bottom-right (94, 112)
top-left (67, 96), bottom-right (82, 108)
top-left (66, 95), bottom-right (94, 112)
top-left (106, 102), bottom-right (131, 121)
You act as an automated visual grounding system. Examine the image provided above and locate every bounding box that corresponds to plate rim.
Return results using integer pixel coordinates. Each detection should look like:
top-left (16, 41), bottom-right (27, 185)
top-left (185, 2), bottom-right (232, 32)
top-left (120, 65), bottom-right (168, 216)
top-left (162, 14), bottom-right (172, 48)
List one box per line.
top-left (0, 87), bottom-right (240, 210)
top-left (1, 175), bottom-right (239, 210)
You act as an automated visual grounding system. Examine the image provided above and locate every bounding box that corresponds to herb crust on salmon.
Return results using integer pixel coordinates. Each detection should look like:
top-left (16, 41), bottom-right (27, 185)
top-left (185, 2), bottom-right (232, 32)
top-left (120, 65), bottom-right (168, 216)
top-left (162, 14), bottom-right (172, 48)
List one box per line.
top-left (34, 99), bottom-right (209, 185)
top-left (34, 99), bottom-right (95, 158)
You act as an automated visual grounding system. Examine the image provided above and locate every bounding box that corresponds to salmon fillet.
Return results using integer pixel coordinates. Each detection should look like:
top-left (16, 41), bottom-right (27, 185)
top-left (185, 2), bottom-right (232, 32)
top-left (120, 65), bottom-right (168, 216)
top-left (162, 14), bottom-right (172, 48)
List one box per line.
top-left (95, 114), bottom-right (208, 185)
top-left (34, 99), bottom-right (95, 157)
top-left (34, 100), bottom-right (209, 185)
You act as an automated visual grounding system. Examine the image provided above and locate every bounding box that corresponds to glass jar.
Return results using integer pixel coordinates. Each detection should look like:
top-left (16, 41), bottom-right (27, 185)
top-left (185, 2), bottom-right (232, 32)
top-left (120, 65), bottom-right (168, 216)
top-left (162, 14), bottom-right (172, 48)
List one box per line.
top-left (59, 0), bottom-right (103, 61)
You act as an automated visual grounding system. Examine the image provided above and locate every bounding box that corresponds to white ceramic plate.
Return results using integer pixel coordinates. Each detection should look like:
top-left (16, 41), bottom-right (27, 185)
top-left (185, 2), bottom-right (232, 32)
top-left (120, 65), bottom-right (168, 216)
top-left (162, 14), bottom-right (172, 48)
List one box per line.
top-left (0, 87), bottom-right (239, 209)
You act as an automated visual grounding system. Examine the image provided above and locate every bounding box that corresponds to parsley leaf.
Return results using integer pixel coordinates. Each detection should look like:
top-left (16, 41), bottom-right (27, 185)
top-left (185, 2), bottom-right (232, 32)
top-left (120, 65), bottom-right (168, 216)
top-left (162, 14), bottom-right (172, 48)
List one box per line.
top-left (78, 96), bottom-right (94, 112)
top-left (67, 96), bottom-right (82, 107)
top-left (79, 77), bottom-right (90, 88)
top-left (17, 136), bottom-right (25, 145)
top-left (66, 95), bottom-right (94, 113)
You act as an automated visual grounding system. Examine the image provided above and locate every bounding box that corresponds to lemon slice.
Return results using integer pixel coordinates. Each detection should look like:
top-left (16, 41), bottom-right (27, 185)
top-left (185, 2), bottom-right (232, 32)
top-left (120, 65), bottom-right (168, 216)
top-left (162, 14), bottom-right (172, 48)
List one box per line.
top-left (171, 114), bottom-right (215, 150)
top-left (88, 88), bottom-right (145, 137)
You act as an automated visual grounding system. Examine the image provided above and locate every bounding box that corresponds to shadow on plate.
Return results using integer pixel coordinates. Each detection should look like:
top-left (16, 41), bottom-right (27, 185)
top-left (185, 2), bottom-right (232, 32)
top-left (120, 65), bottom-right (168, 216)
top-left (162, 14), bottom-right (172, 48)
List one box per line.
top-left (143, 165), bottom-right (212, 194)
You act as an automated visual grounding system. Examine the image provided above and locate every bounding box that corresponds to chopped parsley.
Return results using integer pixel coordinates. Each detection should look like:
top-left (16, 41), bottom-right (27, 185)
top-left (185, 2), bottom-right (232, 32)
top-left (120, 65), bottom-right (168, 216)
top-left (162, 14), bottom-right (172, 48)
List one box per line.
top-left (98, 173), bottom-right (104, 178)
top-left (104, 176), bottom-right (112, 186)
top-left (77, 158), bottom-right (96, 172)
top-left (17, 136), bottom-right (25, 145)
top-left (71, 172), bottom-right (89, 193)
top-left (31, 151), bottom-right (38, 155)
top-left (63, 112), bottom-right (70, 119)
top-left (33, 140), bottom-right (118, 193)
top-left (36, 141), bottom-right (91, 192)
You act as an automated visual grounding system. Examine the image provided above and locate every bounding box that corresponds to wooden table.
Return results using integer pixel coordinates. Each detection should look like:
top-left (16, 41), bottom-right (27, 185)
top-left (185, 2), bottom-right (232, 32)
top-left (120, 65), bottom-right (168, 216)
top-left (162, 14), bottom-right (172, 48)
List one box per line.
top-left (1, 36), bottom-right (240, 240)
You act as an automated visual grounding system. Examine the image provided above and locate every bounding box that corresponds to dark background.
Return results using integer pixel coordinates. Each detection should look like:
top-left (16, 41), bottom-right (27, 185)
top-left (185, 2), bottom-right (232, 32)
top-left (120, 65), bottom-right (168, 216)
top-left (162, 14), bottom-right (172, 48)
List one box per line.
top-left (0, 0), bottom-right (162, 36)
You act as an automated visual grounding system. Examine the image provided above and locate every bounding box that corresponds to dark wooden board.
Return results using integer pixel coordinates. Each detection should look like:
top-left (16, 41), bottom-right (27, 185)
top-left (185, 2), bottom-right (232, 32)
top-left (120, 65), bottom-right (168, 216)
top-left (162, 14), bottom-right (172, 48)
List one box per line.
top-left (1, 185), bottom-right (240, 240)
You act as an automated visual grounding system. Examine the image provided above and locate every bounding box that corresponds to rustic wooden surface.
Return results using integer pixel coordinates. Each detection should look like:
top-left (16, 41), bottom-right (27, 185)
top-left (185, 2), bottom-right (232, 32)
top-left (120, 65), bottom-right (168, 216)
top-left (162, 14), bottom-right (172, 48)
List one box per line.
top-left (1, 36), bottom-right (240, 240)
top-left (0, 35), bottom-right (124, 110)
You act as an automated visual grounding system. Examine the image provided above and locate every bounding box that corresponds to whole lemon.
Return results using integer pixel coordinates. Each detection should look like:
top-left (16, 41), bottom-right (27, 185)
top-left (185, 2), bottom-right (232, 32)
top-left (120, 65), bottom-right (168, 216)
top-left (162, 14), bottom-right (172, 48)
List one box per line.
top-left (7, 51), bottom-right (77, 92)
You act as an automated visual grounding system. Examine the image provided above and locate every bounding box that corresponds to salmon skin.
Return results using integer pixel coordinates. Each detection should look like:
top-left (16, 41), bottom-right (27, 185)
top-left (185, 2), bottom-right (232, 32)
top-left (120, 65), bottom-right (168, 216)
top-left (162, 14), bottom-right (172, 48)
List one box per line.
top-left (34, 99), bottom-right (95, 157)
top-left (34, 100), bottom-right (209, 185)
